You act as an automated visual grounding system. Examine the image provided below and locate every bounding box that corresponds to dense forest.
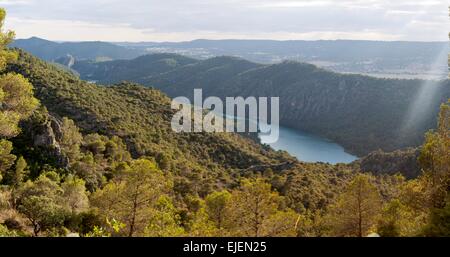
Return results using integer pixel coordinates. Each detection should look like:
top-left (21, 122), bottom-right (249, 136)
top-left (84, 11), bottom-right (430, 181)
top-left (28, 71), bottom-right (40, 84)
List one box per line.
top-left (66, 53), bottom-right (449, 156)
top-left (1, 9), bottom-right (449, 237)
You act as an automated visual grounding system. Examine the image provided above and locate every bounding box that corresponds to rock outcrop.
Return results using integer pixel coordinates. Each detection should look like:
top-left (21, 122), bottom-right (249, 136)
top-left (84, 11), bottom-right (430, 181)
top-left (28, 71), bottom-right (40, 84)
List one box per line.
top-left (23, 112), bottom-right (69, 169)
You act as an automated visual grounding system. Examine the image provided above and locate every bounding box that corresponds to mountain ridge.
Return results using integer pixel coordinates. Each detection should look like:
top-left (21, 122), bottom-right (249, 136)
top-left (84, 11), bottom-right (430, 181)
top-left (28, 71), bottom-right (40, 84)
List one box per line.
top-left (13, 37), bottom-right (449, 79)
top-left (11, 37), bottom-right (145, 61)
top-left (61, 52), bottom-right (450, 156)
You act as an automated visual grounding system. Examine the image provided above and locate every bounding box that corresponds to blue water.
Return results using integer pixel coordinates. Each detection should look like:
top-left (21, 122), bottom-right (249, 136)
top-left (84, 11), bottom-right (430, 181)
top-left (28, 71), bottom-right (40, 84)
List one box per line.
top-left (259, 125), bottom-right (358, 164)
top-left (217, 112), bottom-right (358, 164)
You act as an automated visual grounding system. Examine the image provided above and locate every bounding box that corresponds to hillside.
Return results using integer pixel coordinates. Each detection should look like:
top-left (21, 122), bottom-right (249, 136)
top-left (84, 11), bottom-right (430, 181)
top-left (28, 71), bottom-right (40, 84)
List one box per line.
top-left (73, 53), bottom-right (199, 83)
top-left (11, 37), bottom-right (144, 61)
top-left (4, 49), bottom-right (366, 213)
top-left (63, 53), bottom-right (450, 156)
top-left (1, 49), bottom-right (447, 238)
top-left (1, 4), bottom-right (448, 239)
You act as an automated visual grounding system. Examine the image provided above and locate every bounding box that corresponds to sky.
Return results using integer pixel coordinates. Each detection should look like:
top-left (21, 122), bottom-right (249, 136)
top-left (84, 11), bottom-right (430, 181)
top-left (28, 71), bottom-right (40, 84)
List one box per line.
top-left (1, 0), bottom-right (448, 42)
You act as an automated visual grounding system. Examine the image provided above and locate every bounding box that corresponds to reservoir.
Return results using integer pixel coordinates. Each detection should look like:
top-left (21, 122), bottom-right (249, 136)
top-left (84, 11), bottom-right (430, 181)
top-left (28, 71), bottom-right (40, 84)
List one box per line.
top-left (219, 112), bottom-right (358, 164)
top-left (258, 125), bottom-right (358, 164)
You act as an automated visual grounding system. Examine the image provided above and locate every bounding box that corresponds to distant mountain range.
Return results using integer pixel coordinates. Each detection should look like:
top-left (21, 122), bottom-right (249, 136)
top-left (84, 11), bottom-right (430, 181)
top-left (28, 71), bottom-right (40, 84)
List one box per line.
top-left (11, 37), bottom-right (449, 79)
top-left (119, 39), bottom-right (449, 79)
top-left (63, 53), bottom-right (450, 156)
top-left (11, 37), bottom-right (144, 61)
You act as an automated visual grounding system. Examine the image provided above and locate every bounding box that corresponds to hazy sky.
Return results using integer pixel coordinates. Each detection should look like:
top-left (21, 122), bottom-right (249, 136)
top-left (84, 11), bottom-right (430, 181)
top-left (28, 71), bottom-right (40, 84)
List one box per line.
top-left (1, 0), bottom-right (448, 42)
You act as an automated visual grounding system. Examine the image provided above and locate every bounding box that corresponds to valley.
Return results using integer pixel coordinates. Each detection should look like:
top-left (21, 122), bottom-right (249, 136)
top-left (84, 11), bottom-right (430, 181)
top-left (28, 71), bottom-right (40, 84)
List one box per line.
top-left (0, 2), bottom-right (449, 240)
top-left (1, 39), bottom-right (449, 238)
top-left (55, 53), bottom-right (450, 157)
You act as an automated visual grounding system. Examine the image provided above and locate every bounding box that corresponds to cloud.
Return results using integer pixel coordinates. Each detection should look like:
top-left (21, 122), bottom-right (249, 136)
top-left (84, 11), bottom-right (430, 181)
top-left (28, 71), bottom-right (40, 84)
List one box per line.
top-left (2, 0), bottom-right (448, 41)
top-left (0, 0), bottom-right (31, 6)
top-left (4, 17), bottom-right (402, 42)
top-left (5, 17), bottom-right (154, 42)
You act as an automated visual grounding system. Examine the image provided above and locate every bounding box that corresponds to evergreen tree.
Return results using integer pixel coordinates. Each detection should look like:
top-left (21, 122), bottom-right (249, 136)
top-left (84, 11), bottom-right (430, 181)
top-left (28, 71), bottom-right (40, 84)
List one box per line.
top-left (205, 190), bottom-right (231, 230)
top-left (15, 173), bottom-right (68, 236)
top-left (418, 100), bottom-right (450, 208)
top-left (327, 174), bottom-right (382, 237)
top-left (225, 179), bottom-right (280, 237)
top-left (61, 175), bottom-right (89, 214)
top-left (11, 156), bottom-right (28, 187)
top-left (419, 100), bottom-right (450, 236)
top-left (0, 9), bottom-right (38, 180)
top-left (91, 159), bottom-right (171, 236)
top-left (145, 196), bottom-right (185, 237)
top-left (60, 117), bottom-right (83, 163)
top-left (0, 139), bottom-right (15, 180)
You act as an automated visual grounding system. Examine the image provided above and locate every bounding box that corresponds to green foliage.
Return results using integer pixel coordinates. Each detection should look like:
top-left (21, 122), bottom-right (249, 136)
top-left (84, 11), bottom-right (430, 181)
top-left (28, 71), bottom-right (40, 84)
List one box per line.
top-left (15, 174), bottom-right (68, 236)
top-left (0, 7), bottom-right (446, 237)
top-left (84, 218), bottom-right (125, 237)
top-left (417, 100), bottom-right (450, 236)
top-left (188, 205), bottom-right (218, 237)
top-left (2, 48), bottom-right (408, 237)
top-left (61, 175), bottom-right (89, 214)
top-left (326, 174), bottom-right (382, 237)
top-left (73, 53), bottom-right (197, 85)
top-left (0, 224), bottom-right (18, 237)
top-left (224, 178), bottom-right (290, 236)
top-left (423, 197), bottom-right (450, 236)
top-left (145, 196), bottom-right (185, 237)
top-left (0, 8), bottom-right (361, 237)
top-left (260, 209), bottom-right (298, 237)
top-left (418, 100), bottom-right (450, 208)
top-left (0, 73), bottom-right (39, 138)
top-left (359, 148), bottom-right (421, 179)
top-left (13, 170), bottom-right (89, 236)
top-left (91, 159), bottom-right (171, 236)
top-left (11, 156), bottom-right (28, 187)
top-left (0, 139), bottom-right (15, 180)
top-left (60, 117), bottom-right (83, 163)
top-left (0, 9), bottom-right (39, 139)
top-left (9, 49), bottom-right (334, 201)
top-left (0, 9), bottom-right (16, 71)
top-left (205, 190), bottom-right (231, 229)
top-left (377, 199), bottom-right (418, 237)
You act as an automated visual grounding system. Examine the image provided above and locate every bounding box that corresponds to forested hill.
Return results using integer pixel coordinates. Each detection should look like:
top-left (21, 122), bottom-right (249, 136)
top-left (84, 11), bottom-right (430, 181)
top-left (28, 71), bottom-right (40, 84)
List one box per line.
top-left (64, 53), bottom-right (450, 156)
top-left (2, 49), bottom-right (448, 237)
top-left (5, 50), bottom-right (365, 211)
top-left (71, 53), bottom-right (199, 84)
top-left (6, 50), bottom-right (284, 172)
top-left (11, 37), bottom-right (144, 61)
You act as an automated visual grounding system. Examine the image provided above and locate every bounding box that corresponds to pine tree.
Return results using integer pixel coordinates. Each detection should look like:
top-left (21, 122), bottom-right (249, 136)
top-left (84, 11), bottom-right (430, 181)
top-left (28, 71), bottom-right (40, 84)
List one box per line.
top-left (418, 100), bottom-right (450, 208)
top-left (205, 190), bottom-right (231, 230)
top-left (0, 9), bottom-right (38, 182)
top-left (145, 196), bottom-right (185, 237)
top-left (15, 173), bottom-right (68, 236)
top-left (12, 156), bottom-right (28, 187)
top-left (225, 179), bottom-right (280, 236)
top-left (0, 139), bottom-right (15, 180)
top-left (0, 8), bottom-right (39, 138)
top-left (91, 159), bottom-right (171, 236)
top-left (419, 100), bottom-right (450, 236)
top-left (60, 117), bottom-right (83, 163)
top-left (327, 174), bottom-right (382, 237)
